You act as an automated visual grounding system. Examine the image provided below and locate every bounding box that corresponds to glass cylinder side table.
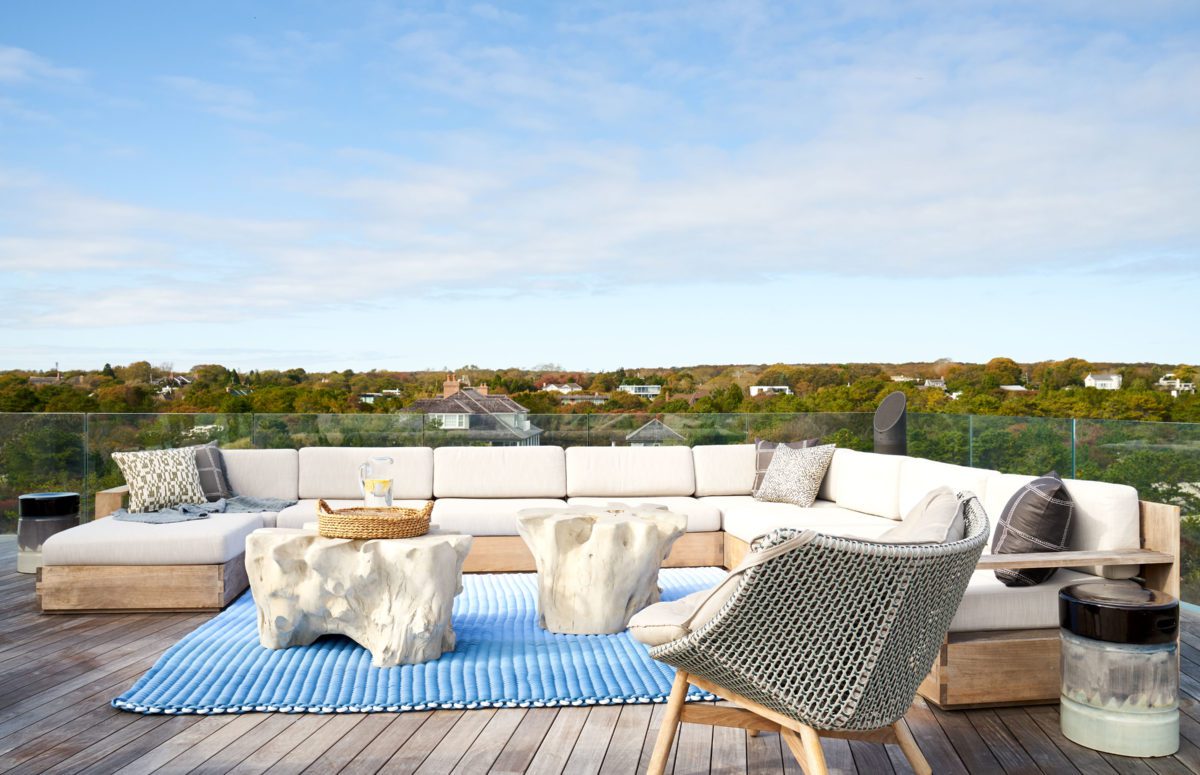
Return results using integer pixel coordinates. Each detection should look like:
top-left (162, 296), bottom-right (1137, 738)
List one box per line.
top-left (17, 492), bottom-right (80, 574)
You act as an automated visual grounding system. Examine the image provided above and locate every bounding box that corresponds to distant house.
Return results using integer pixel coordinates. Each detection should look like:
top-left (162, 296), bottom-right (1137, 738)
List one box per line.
top-left (999, 384), bottom-right (1032, 393)
top-left (561, 393), bottom-right (607, 406)
top-left (542, 382), bottom-right (584, 394)
top-left (359, 389), bottom-right (403, 405)
top-left (749, 385), bottom-right (792, 397)
top-left (618, 384), bottom-right (662, 398)
top-left (625, 418), bottom-right (685, 447)
top-left (890, 375), bottom-right (916, 383)
top-left (1158, 374), bottom-right (1196, 396)
top-left (920, 378), bottom-right (947, 390)
top-left (404, 374), bottom-right (541, 446)
top-left (1084, 373), bottom-right (1123, 390)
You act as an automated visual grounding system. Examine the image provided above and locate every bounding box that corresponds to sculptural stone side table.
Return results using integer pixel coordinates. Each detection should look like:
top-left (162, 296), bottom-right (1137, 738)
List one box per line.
top-left (245, 528), bottom-right (472, 667)
top-left (516, 504), bottom-right (687, 635)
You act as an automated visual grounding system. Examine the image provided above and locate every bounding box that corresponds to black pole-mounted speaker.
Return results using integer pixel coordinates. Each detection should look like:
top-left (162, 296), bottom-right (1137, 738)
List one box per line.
top-left (874, 391), bottom-right (907, 455)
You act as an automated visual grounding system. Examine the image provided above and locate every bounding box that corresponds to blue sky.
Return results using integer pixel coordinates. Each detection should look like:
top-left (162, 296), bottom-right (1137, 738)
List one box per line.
top-left (1, 1), bottom-right (1197, 372)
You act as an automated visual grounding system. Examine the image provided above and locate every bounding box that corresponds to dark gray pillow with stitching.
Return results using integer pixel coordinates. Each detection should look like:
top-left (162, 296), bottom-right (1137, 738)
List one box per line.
top-left (991, 472), bottom-right (1074, 586)
top-left (194, 441), bottom-right (234, 501)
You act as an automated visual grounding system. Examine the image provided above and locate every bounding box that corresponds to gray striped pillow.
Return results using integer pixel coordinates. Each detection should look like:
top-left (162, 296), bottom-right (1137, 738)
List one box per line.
top-left (194, 442), bottom-right (234, 501)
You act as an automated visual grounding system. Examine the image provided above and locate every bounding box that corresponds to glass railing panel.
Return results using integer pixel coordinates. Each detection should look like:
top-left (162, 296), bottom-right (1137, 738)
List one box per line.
top-left (968, 415), bottom-right (1074, 475)
top-left (907, 413), bottom-right (972, 465)
top-left (0, 413), bottom-right (86, 532)
top-left (1076, 418), bottom-right (1200, 603)
top-left (250, 413), bottom-right (423, 448)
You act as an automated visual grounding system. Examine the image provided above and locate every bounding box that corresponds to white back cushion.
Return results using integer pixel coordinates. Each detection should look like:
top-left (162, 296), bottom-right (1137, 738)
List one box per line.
top-left (222, 449), bottom-right (298, 501)
top-left (821, 449), bottom-right (904, 520)
top-left (898, 458), bottom-right (995, 515)
top-left (433, 446), bottom-right (567, 498)
top-left (298, 447), bottom-right (434, 500)
top-left (565, 447), bottom-right (696, 497)
top-left (692, 444), bottom-right (756, 496)
top-left (984, 472), bottom-right (1141, 579)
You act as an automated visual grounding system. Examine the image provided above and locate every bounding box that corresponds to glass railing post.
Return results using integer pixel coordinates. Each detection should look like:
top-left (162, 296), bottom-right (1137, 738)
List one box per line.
top-left (1071, 418), bottom-right (1077, 479)
top-left (968, 415), bottom-right (974, 468)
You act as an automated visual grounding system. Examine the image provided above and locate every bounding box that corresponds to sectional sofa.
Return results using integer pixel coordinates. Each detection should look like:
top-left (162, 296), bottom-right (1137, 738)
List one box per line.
top-left (38, 444), bottom-right (1180, 709)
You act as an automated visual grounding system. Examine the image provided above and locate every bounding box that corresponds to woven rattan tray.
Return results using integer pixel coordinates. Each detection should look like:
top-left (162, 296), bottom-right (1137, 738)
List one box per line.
top-left (316, 499), bottom-right (433, 539)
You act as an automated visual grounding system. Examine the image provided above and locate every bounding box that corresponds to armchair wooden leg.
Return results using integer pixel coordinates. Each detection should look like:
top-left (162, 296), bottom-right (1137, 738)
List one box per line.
top-left (781, 726), bottom-right (828, 775)
top-left (892, 718), bottom-right (931, 775)
top-left (648, 670), bottom-right (690, 775)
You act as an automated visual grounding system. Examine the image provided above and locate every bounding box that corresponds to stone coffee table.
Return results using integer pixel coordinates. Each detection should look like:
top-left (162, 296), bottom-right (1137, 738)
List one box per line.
top-left (245, 528), bottom-right (472, 667)
top-left (516, 504), bottom-right (687, 635)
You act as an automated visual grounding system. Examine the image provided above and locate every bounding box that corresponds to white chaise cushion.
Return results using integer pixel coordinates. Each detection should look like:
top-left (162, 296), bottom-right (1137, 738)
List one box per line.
top-left (818, 449), bottom-right (904, 519)
top-left (221, 449), bottom-right (299, 501)
top-left (298, 447), bottom-right (434, 500)
top-left (275, 499), bottom-right (432, 530)
top-left (984, 473), bottom-right (1141, 579)
top-left (565, 447), bottom-right (696, 497)
top-left (433, 447), bottom-right (567, 498)
top-left (566, 496), bottom-right (721, 533)
top-left (692, 444), bottom-right (756, 497)
top-left (703, 496), bottom-right (898, 543)
top-left (42, 513), bottom-right (264, 566)
top-left (951, 570), bottom-right (1138, 631)
top-left (431, 498), bottom-right (568, 536)
top-left (898, 458), bottom-right (994, 515)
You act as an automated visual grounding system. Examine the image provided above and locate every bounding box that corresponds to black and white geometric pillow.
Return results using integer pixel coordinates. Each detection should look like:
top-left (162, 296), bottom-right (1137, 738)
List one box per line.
top-left (752, 438), bottom-right (821, 491)
top-left (753, 443), bottom-right (837, 507)
top-left (194, 442), bottom-right (234, 501)
top-left (111, 448), bottom-right (207, 513)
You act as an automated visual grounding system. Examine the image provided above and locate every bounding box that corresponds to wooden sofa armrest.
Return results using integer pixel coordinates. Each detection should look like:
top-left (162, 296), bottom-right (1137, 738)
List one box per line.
top-left (975, 549), bottom-right (1175, 571)
top-left (95, 484), bottom-right (130, 519)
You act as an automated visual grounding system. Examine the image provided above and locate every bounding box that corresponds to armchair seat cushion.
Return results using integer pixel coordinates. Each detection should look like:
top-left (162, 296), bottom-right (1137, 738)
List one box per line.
top-left (566, 496), bottom-right (720, 532)
top-left (42, 513), bottom-right (264, 566)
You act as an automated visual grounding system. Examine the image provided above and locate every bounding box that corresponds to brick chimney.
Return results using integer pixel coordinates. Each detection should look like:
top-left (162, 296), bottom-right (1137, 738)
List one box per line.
top-left (443, 373), bottom-right (460, 398)
top-left (477, 383), bottom-right (489, 396)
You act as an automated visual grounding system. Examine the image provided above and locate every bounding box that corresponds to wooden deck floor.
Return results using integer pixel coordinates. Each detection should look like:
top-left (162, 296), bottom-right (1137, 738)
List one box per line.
top-left (3, 539), bottom-right (1200, 775)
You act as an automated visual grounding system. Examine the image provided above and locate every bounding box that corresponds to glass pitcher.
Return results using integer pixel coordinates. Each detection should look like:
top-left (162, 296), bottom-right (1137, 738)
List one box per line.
top-left (359, 456), bottom-right (395, 507)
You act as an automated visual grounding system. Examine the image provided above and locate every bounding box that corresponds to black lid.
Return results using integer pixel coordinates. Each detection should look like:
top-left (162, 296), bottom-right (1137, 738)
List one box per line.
top-left (18, 492), bottom-right (80, 518)
top-left (1059, 581), bottom-right (1178, 645)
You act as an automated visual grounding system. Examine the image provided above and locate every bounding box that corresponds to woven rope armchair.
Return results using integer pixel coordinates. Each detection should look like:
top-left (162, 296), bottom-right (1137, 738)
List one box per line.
top-left (647, 494), bottom-right (989, 775)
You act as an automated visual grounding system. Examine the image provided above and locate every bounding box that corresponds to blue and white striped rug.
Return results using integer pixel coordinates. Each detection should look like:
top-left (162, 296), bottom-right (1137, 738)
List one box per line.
top-left (114, 567), bottom-right (725, 714)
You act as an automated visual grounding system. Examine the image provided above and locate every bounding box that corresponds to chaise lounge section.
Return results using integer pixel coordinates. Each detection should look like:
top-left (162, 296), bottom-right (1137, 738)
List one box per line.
top-left (38, 442), bottom-right (1179, 709)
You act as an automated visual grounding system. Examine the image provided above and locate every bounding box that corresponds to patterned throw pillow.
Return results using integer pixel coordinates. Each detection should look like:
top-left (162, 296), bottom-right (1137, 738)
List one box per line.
top-left (111, 448), bottom-right (207, 513)
top-left (753, 444), bottom-right (836, 507)
top-left (992, 472), bottom-right (1075, 587)
top-left (194, 442), bottom-right (234, 501)
top-left (752, 438), bottom-right (821, 491)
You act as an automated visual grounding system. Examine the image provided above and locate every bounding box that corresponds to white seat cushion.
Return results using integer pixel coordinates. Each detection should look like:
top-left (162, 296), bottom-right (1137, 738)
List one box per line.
top-left (565, 447), bottom-right (696, 497)
top-left (298, 447), bottom-right (434, 500)
top-left (692, 444), bottom-right (756, 496)
top-left (42, 513), bottom-right (264, 566)
top-left (819, 449), bottom-right (904, 520)
top-left (702, 496), bottom-right (898, 543)
top-left (984, 473), bottom-right (1141, 579)
top-left (431, 498), bottom-right (568, 535)
top-left (899, 458), bottom-right (995, 515)
top-left (951, 570), bottom-right (1138, 632)
top-left (433, 447), bottom-right (566, 498)
top-left (222, 449), bottom-right (299, 501)
top-left (566, 496), bottom-right (721, 532)
top-left (276, 499), bottom-right (432, 530)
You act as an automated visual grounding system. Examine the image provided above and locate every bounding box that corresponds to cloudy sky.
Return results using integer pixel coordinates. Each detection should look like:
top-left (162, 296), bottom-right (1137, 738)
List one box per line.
top-left (1, 1), bottom-right (1197, 372)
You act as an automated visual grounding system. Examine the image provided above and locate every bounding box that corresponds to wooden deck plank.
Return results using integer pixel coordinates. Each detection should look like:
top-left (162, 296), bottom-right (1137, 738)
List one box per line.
top-left (225, 713), bottom-right (334, 775)
top-left (186, 714), bottom-right (302, 775)
top-left (524, 706), bottom-right (590, 775)
top-left (902, 700), bottom-right (969, 775)
top-left (598, 704), bottom-right (653, 775)
top-left (992, 706), bottom-right (1083, 774)
top-left (1023, 706), bottom-right (1120, 774)
top-left (261, 713), bottom-right (366, 775)
top-left (380, 709), bottom-right (466, 773)
top-left (746, 730), bottom-right (785, 773)
top-left (489, 708), bottom-right (558, 775)
top-left (671, 721), bottom-right (713, 775)
top-left (930, 704), bottom-right (1004, 772)
top-left (451, 708), bottom-right (527, 775)
top-left (709, 722), bottom-right (748, 775)
top-left (338, 712), bottom-right (431, 775)
top-left (964, 709), bottom-right (1041, 774)
top-left (848, 740), bottom-right (896, 774)
top-left (563, 706), bottom-right (622, 775)
top-left (413, 708), bottom-right (496, 774)
top-left (299, 713), bottom-right (401, 774)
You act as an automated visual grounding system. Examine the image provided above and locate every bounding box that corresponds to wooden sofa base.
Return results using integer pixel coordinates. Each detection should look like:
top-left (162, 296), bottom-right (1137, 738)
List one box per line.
top-left (38, 553), bottom-right (249, 613)
top-left (462, 531), bottom-right (725, 573)
top-left (918, 628), bottom-right (1061, 709)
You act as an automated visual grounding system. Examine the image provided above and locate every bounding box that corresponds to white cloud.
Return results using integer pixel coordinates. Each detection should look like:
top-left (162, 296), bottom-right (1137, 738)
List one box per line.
top-left (0, 45), bottom-right (84, 83)
top-left (158, 75), bottom-right (274, 122)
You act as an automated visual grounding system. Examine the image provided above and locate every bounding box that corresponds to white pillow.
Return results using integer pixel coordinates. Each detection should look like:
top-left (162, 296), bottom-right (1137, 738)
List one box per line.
top-left (875, 486), bottom-right (964, 544)
top-left (752, 444), bottom-right (836, 508)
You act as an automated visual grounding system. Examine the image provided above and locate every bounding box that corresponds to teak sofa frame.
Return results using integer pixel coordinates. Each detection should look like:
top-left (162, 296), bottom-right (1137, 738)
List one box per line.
top-left (38, 485), bottom-right (1181, 710)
